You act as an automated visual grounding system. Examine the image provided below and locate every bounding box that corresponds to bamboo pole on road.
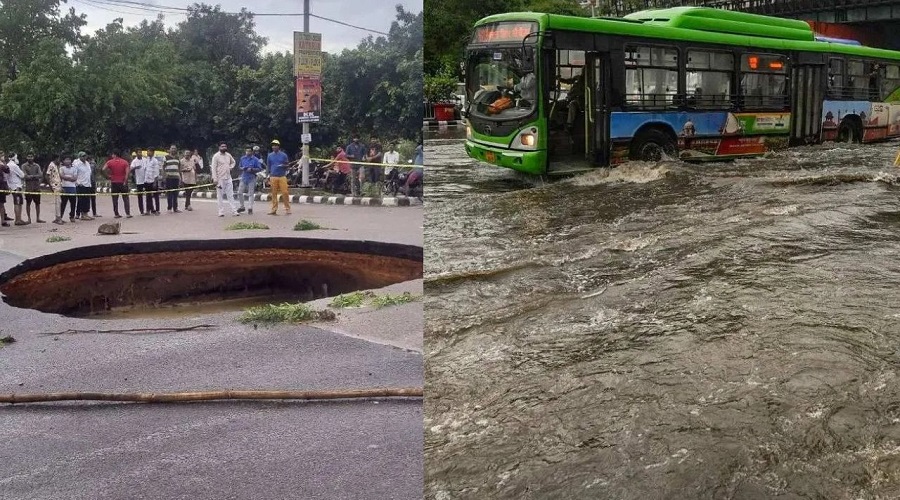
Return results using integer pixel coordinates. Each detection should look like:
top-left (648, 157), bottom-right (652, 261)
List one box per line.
top-left (0, 387), bottom-right (423, 405)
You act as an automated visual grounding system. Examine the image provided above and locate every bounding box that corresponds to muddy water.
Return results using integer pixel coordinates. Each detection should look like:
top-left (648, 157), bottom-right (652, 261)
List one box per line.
top-left (425, 134), bottom-right (900, 499)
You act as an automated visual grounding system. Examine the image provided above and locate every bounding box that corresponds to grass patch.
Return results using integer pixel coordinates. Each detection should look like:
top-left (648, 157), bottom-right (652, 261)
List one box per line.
top-left (238, 303), bottom-right (335, 324)
top-left (226, 222), bottom-right (270, 231)
top-left (46, 235), bottom-right (71, 243)
top-left (329, 291), bottom-right (375, 308)
top-left (328, 291), bottom-right (419, 309)
top-left (0, 335), bottom-right (15, 348)
top-left (372, 292), bottom-right (419, 309)
top-left (294, 219), bottom-right (322, 231)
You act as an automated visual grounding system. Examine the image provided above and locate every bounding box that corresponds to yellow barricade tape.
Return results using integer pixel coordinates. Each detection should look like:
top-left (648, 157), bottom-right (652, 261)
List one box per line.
top-left (0, 158), bottom-right (426, 197)
top-left (0, 180), bottom-right (220, 197)
top-left (304, 157), bottom-right (423, 169)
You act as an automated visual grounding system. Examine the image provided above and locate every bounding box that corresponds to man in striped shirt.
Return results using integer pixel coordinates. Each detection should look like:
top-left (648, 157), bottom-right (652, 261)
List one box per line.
top-left (164, 145), bottom-right (182, 213)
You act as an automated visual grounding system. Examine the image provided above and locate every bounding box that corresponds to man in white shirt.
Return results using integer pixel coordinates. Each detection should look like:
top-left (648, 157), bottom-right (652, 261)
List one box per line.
top-left (131, 150), bottom-right (146, 215)
top-left (383, 143), bottom-right (400, 177)
top-left (6, 154), bottom-right (27, 225)
top-left (211, 142), bottom-right (240, 217)
top-left (72, 151), bottom-right (93, 221)
top-left (142, 148), bottom-right (161, 215)
top-left (59, 156), bottom-right (78, 222)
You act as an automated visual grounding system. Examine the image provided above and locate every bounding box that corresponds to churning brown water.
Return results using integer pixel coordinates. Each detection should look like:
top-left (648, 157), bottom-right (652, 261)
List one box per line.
top-left (425, 132), bottom-right (900, 499)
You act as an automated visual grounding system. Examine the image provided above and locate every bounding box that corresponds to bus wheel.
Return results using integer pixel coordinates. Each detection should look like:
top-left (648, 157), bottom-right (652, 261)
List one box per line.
top-left (836, 119), bottom-right (861, 143)
top-left (630, 129), bottom-right (677, 162)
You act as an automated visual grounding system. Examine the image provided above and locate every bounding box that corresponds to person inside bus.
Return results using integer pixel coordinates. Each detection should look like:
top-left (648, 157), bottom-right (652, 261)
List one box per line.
top-left (507, 72), bottom-right (536, 105)
top-left (560, 71), bottom-right (585, 133)
top-left (686, 87), bottom-right (702, 107)
top-left (869, 63), bottom-right (881, 99)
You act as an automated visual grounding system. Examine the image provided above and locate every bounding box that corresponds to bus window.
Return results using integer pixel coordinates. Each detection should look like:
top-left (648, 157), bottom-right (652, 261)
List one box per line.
top-left (624, 45), bottom-right (678, 109)
top-left (883, 65), bottom-right (900, 100)
top-left (847, 60), bottom-right (868, 100)
top-left (828, 58), bottom-right (844, 98)
top-left (465, 47), bottom-right (538, 121)
top-left (686, 50), bottom-right (734, 109)
top-left (740, 53), bottom-right (787, 110)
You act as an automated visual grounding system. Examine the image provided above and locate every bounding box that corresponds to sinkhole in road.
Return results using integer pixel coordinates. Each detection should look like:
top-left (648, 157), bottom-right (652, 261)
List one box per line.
top-left (0, 238), bottom-right (423, 318)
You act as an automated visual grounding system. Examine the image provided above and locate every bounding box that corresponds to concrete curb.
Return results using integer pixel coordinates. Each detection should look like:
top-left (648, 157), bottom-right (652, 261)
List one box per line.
top-left (94, 187), bottom-right (419, 207)
top-left (423, 119), bottom-right (462, 128)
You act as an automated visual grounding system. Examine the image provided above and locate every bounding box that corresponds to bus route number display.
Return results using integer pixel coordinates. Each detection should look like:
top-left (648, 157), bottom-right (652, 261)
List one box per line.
top-left (473, 22), bottom-right (538, 43)
top-left (743, 54), bottom-right (787, 73)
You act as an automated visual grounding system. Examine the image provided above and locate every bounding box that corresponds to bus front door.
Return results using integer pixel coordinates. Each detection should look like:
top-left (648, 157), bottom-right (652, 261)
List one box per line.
top-left (547, 52), bottom-right (610, 175)
top-left (588, 53), bottom-right (611, 167)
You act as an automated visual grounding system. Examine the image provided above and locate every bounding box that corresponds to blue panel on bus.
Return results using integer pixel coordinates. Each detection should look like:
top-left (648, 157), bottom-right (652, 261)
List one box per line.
top-left (610, 111), bottom-right (730, 139)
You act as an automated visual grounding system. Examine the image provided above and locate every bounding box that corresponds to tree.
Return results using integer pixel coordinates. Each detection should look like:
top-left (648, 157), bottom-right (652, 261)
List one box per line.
top-left (320, 6), bottom-right (423, 142)
top-left (424, 0), bottom-right (522, 76)
top-left (0, 38), bottom-right (79, 153)
top-left (0, 0), bottom-right (86, 81)
top-left (74, 19), bottom-right (184, 151)
top-left (174, 3), bottom-right (267, 69)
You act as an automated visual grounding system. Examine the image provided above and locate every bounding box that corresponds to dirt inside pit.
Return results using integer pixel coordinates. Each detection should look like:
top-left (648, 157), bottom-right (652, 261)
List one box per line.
top-left (0, 238), bottom-right (422, 317)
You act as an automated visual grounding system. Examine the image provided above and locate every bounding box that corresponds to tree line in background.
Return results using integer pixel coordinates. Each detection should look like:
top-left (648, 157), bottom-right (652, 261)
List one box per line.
top-left (424, 0), bottom-right (679, 99)
top-left (0, 0), bottom-right (423, 160)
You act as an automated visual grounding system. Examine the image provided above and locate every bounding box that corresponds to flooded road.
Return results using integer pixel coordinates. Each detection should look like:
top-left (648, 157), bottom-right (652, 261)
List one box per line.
top-left (424, 131), bottom-right (900, 499)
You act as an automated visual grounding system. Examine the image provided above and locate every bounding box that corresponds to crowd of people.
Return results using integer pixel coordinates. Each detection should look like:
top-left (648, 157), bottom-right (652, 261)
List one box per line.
top-left (0, 137), bottom-right (424, 227)
top-left (320, 136), bottom-right (424, 197)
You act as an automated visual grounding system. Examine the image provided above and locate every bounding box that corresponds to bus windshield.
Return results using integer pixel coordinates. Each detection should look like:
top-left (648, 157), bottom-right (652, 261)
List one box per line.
top-left (466, 48), bottom-right (537, 121)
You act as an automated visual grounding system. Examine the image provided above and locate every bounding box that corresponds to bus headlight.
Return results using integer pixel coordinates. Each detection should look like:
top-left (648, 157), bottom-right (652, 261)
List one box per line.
top-left (511, 127), bottom-right (538, 150)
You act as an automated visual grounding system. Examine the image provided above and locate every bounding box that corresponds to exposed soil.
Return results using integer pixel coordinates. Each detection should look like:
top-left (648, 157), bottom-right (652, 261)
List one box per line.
top-left (0, 237), bottom-right (422, 317)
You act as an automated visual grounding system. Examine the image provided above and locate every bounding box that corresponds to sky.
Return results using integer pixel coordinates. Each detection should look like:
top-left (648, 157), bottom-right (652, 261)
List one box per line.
top-left (67, 0), bottom-right (422, 54)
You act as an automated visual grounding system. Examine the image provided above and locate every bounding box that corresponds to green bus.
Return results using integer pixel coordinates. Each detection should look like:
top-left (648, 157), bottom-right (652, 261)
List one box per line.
top-left (463, 7), bottom-right (900, 175)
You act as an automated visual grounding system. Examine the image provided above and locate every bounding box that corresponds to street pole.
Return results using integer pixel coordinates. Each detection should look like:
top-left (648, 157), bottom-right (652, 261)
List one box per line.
top-left (300, 0), bottom-right (311, 187)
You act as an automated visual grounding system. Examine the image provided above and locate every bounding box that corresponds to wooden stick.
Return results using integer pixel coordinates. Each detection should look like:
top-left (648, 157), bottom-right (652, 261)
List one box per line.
top-left (40, 324), bottom-right (216, 335)
top-left (0, 387), bottom-right (423, 404)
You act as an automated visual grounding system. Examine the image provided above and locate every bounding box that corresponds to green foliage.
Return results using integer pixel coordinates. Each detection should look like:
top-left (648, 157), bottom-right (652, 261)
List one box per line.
top-left (0, 0), bottom-right (86, 82)
top-left (425, 70), bottom-right (458, 102)
top-left (372, 292), bottom-right (419, 309)
top-left (329, 290), bottom-right (419, 309)
top-left (238, 302), bottom-right (336, 324)
top-left (175, 4), bottom-right (266, 68)
top-left (293, 219), bottom-right (322, 231)
top-left (0, 2), bottom-right (421, 160)
top-left (225, 222), bottom-right (269, 230)
top-left (46, 235), bottom-right (70, 242)
top-left (0, 335), bottom-right (15, 348)
top-left (424, 0), bottom-right (523, 76)
top-left (329, 291), bottom-right (375, 308)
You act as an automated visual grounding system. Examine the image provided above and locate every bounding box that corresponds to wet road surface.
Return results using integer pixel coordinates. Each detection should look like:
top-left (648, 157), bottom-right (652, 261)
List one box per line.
top-left (425, 133), bottom-right (900, 499)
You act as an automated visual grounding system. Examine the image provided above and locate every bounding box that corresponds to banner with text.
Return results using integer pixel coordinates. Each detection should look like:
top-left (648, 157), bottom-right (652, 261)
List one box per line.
top-left (294, 31), bottom-right (322, 124)
top-left (296, 77), bottom-right (322, 123)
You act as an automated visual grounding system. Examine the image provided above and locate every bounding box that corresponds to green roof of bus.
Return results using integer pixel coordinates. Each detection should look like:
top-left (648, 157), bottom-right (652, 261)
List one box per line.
top-left (473, 7), bottom-right (900, 61)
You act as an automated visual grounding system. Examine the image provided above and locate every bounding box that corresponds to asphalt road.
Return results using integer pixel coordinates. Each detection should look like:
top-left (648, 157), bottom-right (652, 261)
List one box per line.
top-left (0, 198), bottom-right (424, 500)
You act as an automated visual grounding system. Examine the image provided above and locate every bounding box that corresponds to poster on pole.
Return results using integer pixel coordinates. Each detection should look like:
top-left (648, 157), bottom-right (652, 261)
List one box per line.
top-left (294, 31), bottom-right (322, 124)
top-left (294, 32), bottom-right (322, 76)
top-left (296, 77), bottom-right (321, 123)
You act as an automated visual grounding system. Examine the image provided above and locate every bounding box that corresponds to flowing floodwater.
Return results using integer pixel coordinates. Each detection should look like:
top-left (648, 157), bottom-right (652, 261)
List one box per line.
top-left (425, 131), bottom-right (900, 499)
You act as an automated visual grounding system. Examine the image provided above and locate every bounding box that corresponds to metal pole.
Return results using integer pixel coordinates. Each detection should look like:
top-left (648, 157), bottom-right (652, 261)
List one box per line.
top-left (300, 0), bottom-right (311, 187)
